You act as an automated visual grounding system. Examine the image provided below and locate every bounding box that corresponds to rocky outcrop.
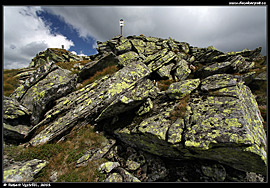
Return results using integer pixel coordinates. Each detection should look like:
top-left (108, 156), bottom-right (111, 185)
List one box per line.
top-left (29, 48), bottom-right (89, 68)
top-left (10, 61), bottom-right (77, 125)
top-left (3, 96), bottom-right (32, 144)
top-left (3, 35), bottom-right (267, 182)
top-left (3, 159), bottom-right (48, 182)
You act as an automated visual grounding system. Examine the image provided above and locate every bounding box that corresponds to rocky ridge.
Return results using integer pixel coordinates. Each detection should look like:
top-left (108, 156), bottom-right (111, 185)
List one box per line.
top-left (3, 35), bottom-right (267, 182)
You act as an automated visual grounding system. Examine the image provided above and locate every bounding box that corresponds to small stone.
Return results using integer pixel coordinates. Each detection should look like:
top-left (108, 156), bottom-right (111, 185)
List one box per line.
top-left (98, 161), bottom-right (120, 174)
top-left (104, 173), bottom-right (123, 182)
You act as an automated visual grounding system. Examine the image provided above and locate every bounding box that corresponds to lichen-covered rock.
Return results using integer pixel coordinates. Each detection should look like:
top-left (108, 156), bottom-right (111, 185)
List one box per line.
top-left (3, 123), bottom-right (31, 144)
top-left (96, 78), bottom-right (158, 121)
top-left (191, 46), bottom-right (224, 64)
top-left (115, 101), bottom-right (184, 158)
top-left (21, 67), bottom-right (77, 125)
top-left (104, 173), bottom-right (123, 182)
top-left (3, 96), bottom-right (32, 144)
top-left (195, 61), bottom-right (231, 78)
top-left (118, 51), bottom-right (140, 67)
top-left (165, 79), bottom-right (200, 100)
top-left (98, 161), bottom-right (120, 174)
top-left (3, 159), bottom-right (48, 182)
top-left (156, 63), bottom-right (174, 79)
top-left (4, 34), bottom-right (266, 182)
top-left (143, 48), bottom-right (168, 65)
top-left (167, 118), bottom-right (185, 145)
top-left (116, 167), bottom-right (141, 182)
top-left (200, 74), bottom-right (241, 91)
top-left (130, 39), bottom-right (146, 54)
top-left (115, 73), bottom-right (266, 175)
top-left (29, 61), bottom-right (151, 146)
top-left (14, 67), bottom-right (37, 83)
top-left (29, 48), bottom-right (83, 68)
top-left (136, 98), bottom-right (153, 116)
top-left (116, 37), bottom-right (132, 54)
top-left (172, 59), bottom-right (191, 81)
top-left (229, 55), bottom-right (254, 73)
top-left (11, 61), bottom-right (58, 101)
top-left (185, 75), bottom-right (266, 175)
top-left (3, 96), bottom-right (31, 122)
top-left (225, 47), bottom-right (262, 61)
top-left (76, 139), bottom-right (116, 167)
top-left (147, 50), bottom-right (176, 72)
top-left (78, 52), bottom-right (119, 81)
top-left (9, 61), bottom-right (78, 126)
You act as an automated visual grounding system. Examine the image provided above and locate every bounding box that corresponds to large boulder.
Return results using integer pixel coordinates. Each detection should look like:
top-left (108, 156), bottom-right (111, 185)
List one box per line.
top-left (3, 159), bottom-right (48, 182)
top-left (12, 62), bottom-right (77, 125)
top-left (118, 51), bottom-right (140, 67)
top-left (115, 73), bottom-right (267, 175)
top-left (29, 48), bottom-right (84, 68)
top-left (28, 61), bottom-right (152, 146)
top-left (195, 61), bottom-right (232, 78)
top-left (165, 79), bottom-right (200, 100)
top-left (185, 74), bottom-right (266, 175)
top-left (172, 59), bottom-right (191, 81)
top-left (3, 96), bottom-right (32, 144)
top-left (147, 50), bottom-right (176, 72)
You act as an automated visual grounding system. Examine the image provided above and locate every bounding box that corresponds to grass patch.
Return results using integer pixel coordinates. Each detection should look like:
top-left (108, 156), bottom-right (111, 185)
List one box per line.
top-left (48, 48), bottom-right (69, 56)
top-left (169, 94), bottom-right (190, 122)
top-left (78, 65), bottom-right (119, 90)
top-left (56, 158), bottom-right (107, 182)
top-left (4, 124), bottom-right (108, 182)
top-left (157, 79), bottom-right (175, 91)
top-left (3, 69), bottom-right (21, 96)
top-left (55, 60), bottom-right (92, 74)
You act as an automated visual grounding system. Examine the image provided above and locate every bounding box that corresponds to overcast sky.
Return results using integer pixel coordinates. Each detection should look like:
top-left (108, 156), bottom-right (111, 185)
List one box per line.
top-left (3, 6), bottom-right (267, 69)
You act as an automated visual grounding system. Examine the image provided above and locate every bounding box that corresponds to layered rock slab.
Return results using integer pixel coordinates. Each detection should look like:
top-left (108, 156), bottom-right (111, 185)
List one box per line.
top-left (3, 159), bottom-right (48, 182)
top-left (115, 74), bottom-right (267, 175)
top-left (3, 96), bottom-right (32, 144)
top-left (29, 61), bottom-right (153, 146)
top-left (10, 62), bottom-right (77, 125)
top-left (185, 89), bottom-right (266, 174)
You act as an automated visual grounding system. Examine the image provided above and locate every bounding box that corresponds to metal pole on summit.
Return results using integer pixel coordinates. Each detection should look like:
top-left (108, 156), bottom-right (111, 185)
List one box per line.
top-left (120, 19), bottom-right (124, 36)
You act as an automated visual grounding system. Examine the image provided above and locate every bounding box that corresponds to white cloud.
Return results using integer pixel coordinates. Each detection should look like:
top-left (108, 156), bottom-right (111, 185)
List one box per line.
top-left (44, 6), bottom-right (266, 55)
top-left (78, 51), bottom-right (87, 56)
top-left (71, 50), bottom-right (87, 57)
top-left (4, 6), bottom-right (266, 69)
top-left (4, 6), bottom-right (74, 69)
top-left (71, 51), bottom-right (77, 55)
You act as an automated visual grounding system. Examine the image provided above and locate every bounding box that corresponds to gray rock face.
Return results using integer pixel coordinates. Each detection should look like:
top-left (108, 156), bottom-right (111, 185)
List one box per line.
top-left (3, 159), bottom-right (48, 182)
top-left (28, 61), bottom-right (153, 146)
top-left (3, 34), bottom-right (266, 182)
top-left (3, 96), bottom-right (32, 144)
top-left (78, 52), bottom-right (119, 81)
top-left (29, 48), bottom-right (87, 68)
top-left (10, 62), bottom-right (77, 125)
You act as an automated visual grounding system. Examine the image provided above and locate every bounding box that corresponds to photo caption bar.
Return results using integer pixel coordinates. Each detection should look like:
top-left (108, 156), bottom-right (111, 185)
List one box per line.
top-left (229, 1), bottom-right (266, 5)
top-left (2, 183), bottom-right (51, 188)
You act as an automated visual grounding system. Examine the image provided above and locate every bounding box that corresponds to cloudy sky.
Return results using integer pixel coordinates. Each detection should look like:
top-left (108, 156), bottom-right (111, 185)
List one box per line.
top-left (3, 6), bottom-right (267, 69)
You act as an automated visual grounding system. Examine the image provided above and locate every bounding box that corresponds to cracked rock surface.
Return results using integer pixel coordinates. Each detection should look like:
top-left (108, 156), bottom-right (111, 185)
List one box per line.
top-left (3, 35), bottom-right (267, 182)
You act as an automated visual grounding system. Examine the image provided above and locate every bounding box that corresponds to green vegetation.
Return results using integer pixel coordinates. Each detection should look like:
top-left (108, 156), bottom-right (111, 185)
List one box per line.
top-left (4, 124), bottom-right (108, 182)
top-left (157, 79), bottom-right (175, 91)
top-left (169, 94), bottom-right (190, 121)
top-left (55, 60), bottom-right (91, 74)
top-left (3, 69), bottom-right (21, 96)
top-left (78, 65), bottom-right (119, 90)
top-left (48, 48), bottom-right (69, 56)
